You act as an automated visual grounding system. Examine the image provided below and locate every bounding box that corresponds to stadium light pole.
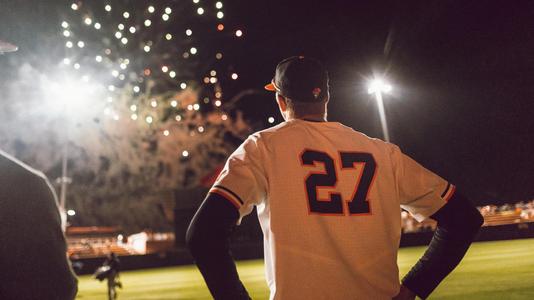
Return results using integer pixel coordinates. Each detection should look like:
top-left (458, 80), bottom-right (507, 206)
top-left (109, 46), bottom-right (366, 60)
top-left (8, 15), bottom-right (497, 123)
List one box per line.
top-left (58, 132), bottom-right (71, 213)
top-left (368, 78), bottom-right (393, 142)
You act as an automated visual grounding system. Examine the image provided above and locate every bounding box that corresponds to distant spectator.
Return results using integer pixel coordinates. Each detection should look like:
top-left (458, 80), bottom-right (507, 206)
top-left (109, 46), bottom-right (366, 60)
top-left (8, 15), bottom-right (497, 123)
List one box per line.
top-left (94, 252), bottom-right (122, 300)
top-left (0, 150), bottom-right (78, 299)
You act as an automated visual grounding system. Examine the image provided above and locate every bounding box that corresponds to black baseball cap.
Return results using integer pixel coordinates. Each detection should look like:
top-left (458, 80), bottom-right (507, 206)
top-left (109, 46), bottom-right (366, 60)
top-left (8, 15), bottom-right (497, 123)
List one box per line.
top-left (265, 56), bottom-right (329, 102)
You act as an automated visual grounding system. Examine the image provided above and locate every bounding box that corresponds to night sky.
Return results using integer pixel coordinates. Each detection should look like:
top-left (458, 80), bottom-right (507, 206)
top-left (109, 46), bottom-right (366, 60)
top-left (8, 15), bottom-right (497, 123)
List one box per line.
top-left (1, 0), bottom-right (533, 205)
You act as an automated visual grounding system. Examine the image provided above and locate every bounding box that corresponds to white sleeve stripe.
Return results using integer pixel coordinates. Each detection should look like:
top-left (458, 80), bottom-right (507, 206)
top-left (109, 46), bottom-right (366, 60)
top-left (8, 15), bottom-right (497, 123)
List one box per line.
top-left (213, 185), bottom-right (244, 204)
top-left (209, 187), bottom-right (242, 209)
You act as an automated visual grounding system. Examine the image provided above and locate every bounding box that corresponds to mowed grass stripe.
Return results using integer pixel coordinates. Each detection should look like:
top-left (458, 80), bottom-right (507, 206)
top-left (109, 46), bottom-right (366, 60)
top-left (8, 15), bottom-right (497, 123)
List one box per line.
top-left (76, 238), bottom-right (534, 299)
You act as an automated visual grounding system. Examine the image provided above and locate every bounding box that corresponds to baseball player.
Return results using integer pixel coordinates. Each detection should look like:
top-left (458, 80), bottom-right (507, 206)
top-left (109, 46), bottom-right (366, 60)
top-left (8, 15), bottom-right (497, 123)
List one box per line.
top-left (187, 56), bottom-right (483, 299)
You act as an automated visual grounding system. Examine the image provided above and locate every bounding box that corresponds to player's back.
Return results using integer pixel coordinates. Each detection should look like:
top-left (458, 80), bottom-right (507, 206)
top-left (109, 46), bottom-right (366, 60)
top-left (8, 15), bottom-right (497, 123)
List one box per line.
top-left (255, 119), bottom-right (402, 299)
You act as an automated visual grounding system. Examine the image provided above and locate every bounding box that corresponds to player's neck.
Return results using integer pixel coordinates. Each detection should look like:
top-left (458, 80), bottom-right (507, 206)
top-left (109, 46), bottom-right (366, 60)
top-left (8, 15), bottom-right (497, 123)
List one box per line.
top-left (290, 113), bottom-right (327, 122)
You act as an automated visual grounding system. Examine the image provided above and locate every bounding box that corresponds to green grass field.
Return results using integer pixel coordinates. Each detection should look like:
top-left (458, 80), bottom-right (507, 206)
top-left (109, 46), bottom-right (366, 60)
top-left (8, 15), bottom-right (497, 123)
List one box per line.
top-left (76, 238), bottom-right (534, 299)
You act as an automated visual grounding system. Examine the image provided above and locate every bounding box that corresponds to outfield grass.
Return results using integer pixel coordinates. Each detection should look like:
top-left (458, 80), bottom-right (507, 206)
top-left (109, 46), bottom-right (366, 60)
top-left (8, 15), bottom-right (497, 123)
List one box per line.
top-left (76, 238), bottom-right (534, 299)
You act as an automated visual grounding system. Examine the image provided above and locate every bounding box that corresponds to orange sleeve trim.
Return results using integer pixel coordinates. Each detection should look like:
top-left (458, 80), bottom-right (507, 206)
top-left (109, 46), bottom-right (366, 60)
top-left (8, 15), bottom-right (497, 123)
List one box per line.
top-left (209, 188), bottom-right (242, 209)
top-left (443, 184), bottom-right (456, 202)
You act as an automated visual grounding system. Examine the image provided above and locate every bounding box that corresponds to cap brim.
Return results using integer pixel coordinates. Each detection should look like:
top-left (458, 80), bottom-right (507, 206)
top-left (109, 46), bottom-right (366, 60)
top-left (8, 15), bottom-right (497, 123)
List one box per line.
top-left (264, 82), bottom-right (276, 92)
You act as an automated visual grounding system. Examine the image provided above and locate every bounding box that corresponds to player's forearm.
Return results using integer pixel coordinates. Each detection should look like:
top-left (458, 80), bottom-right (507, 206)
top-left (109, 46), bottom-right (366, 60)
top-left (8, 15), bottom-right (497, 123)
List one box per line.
top-left (401, 191), bottom-right (483, 299)
top-left (189, 243), bottom-right (249, 300)
top-left (402, 224), bottom-right (475, 298)
top-left (186, 193), bottom-right (251, 300)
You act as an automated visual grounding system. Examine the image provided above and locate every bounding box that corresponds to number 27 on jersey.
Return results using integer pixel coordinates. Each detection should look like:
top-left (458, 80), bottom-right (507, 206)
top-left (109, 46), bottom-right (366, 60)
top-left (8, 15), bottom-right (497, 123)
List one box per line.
top-left (300, 149), bottom-right (377, 216)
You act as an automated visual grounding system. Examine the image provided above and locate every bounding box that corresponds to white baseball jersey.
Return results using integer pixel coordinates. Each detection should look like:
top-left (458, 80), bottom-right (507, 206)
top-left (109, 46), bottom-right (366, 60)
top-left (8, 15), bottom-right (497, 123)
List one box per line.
top-left (210, 119), bottom-right (455, 300)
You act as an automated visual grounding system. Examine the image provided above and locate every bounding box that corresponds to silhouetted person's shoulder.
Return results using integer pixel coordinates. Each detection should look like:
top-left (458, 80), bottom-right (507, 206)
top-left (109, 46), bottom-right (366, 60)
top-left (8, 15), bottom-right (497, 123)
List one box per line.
top-left (0, 149), bottom-right (47, 183)
top-left (0, 150), bottom-right (78, 300)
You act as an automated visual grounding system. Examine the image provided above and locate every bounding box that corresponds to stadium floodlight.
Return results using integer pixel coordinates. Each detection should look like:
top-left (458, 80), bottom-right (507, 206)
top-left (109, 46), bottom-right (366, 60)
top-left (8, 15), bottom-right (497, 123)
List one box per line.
top-left (46, 78), bottom-right (96, 113)
top-left (367, 77), bottom-right (393, 142)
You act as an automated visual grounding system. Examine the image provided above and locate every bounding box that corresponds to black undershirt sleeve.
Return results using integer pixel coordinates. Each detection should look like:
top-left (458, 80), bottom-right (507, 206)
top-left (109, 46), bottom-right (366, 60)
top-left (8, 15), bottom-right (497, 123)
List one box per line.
top-left (401, 191), bottom-right (484, 299)
top-left (186, 193), bottom-right (251, 300)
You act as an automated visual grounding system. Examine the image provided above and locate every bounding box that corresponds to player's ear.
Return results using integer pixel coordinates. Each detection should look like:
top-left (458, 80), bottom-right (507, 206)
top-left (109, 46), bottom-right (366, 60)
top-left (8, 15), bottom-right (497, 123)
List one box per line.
top-left (276, 93), bottom-right (287, 112)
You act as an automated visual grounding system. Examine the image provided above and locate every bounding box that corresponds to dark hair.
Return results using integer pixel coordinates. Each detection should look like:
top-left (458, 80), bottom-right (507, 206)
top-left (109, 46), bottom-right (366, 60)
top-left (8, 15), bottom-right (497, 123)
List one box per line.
top-left (282, 94), bottom-right (328, 117)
